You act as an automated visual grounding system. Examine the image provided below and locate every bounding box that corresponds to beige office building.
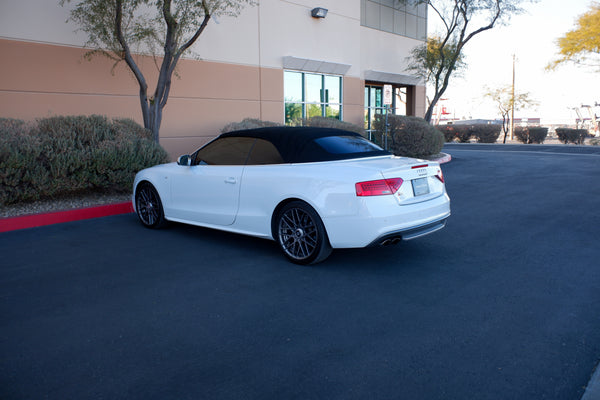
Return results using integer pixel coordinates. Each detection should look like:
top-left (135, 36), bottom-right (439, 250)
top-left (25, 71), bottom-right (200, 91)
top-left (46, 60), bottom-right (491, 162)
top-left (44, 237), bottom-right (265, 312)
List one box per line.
top-left (0, 0), bottom-right (427, 158)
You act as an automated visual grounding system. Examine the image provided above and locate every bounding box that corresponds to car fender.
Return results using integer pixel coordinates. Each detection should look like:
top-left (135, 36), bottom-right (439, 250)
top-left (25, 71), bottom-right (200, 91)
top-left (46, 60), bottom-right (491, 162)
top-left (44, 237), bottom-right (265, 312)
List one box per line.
top-left (132, 163), bottom-right (177, 213)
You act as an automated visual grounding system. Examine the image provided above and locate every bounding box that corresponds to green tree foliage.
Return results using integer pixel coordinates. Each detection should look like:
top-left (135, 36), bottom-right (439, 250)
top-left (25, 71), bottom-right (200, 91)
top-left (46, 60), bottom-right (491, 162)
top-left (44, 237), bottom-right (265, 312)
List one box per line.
top-left (60, 0), bottom-right (256, 142)
top-left (407, 0), bottom-right (529, 123)
top-left (407, 35), bottom-right (466, 96)
top-left (548, 2), bottom-right (600, 70)
top-left (484, 85), bottom-right (537, 143)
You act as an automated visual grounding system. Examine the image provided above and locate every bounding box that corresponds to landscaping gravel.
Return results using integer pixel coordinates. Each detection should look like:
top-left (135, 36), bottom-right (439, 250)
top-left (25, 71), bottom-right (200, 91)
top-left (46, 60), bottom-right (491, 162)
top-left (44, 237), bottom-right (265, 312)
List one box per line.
top-left (0, 193), bottom-right (132, 219)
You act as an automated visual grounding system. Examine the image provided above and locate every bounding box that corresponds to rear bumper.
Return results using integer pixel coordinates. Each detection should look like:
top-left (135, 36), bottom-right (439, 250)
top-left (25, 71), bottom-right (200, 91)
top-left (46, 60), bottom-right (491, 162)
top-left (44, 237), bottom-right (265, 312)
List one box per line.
top-left (366, 215), bottom-right (449, 247)
top-left (323, 192), bottom-right (451, 248)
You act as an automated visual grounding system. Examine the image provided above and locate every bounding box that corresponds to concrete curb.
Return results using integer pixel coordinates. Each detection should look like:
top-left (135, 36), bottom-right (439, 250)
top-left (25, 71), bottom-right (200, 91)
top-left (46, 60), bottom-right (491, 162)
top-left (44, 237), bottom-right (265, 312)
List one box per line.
top-left (435, 152), bottom-right (452, 164)
top-left (0, 202), bottom-right (133, 233)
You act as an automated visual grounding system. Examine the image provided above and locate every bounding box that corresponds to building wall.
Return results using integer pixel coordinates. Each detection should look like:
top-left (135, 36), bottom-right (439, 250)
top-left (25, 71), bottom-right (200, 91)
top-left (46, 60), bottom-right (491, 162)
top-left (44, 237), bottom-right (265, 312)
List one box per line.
top-left (0, 0), bottom-right (426, 159)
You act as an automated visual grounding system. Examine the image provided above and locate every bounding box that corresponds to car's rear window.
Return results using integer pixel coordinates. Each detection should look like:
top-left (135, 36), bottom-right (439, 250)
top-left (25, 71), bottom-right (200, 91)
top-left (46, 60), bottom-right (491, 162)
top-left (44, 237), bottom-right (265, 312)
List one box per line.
top-left (313, 135), bottom-right (384, 154)
top-left (295, 135), bottom-right (390, 163)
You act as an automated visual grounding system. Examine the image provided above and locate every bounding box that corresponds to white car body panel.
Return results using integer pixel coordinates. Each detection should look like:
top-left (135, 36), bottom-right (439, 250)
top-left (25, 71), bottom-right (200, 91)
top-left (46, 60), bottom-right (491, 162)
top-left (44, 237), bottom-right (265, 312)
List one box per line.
top-left (169, 164), bottom-right (243, 225)
top-left (133, 155), bottom-right (451, 249)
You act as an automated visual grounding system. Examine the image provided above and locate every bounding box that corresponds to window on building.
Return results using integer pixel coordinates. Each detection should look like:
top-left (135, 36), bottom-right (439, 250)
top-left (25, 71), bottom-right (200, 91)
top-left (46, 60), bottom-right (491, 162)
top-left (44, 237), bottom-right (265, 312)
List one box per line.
top-left (284, 71), bottom-right (343, 124)
top-left (364, 85), bottom-right (385, 142)
top-left (364, 84), bottom-right (410, 143)
top-left (361, 0), bottom-right (427, 40)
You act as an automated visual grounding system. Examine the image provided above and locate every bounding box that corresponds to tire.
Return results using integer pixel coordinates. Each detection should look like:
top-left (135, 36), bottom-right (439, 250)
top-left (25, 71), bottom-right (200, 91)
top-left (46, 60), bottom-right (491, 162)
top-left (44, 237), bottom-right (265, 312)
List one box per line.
top-left (275, 201), bottom-right (332, 265)
top-left (135, 182), bottom-right (167, 229)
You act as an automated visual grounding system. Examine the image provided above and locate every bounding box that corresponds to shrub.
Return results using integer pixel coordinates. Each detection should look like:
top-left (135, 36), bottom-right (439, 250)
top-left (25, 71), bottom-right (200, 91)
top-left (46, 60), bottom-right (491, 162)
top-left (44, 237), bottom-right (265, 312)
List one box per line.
top-left (438, 124), bottom-right (501, 144)
top-left (113, 118), bottom-right (153, 141)
top-left (555, 128), bottom-right (587, 144)
top-left (222, 116), bottom-right (365, 136)
top-left (513, 127), bottom-right (527, 143)
top-left (514, 126), bottom-right (548, 144)
top-left (374, 115), bottom-right (444, 158)
top-left (0, 119), bottom-right (47, 205)
top-left (435, 125), bottom-right (458, 142)
top-left (471, 124), bottom-right (502, 143)
top-left (0, 115), bottom-right (169, 206)
top-left (303, 116), bottom-right (365, 135)
top-left (454, 125), bottom-right (474, 143)
top-left (590, 138), bottom-right (600, 146)
top-left (221, 118), bottom-right (281, 133)
top-left (0, 118), bottom-right (29, 137)
top-left (528, 127), bottom-right (549, 144)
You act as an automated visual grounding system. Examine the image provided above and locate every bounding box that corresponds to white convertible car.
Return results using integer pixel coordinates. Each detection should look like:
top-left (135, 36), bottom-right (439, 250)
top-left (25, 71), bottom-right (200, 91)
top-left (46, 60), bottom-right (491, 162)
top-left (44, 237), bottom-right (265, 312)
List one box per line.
top-left (133, 127), bottom-right (450, 264)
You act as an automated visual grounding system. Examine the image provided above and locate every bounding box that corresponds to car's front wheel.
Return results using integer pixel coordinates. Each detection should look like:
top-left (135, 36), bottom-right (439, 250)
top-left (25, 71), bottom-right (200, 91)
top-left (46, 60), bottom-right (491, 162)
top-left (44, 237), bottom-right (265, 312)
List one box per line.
top-left (135, 182), bottom-right (167, 228)
top-left (275, 201), bottom-right (332, 265)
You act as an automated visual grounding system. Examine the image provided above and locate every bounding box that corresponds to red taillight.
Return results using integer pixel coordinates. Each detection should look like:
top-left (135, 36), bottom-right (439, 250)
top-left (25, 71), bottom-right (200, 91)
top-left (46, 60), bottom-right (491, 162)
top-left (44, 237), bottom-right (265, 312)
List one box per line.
top-left (356, 178), bottom-right (403, 196)
top-left (435, 169), bottom-right (445, 183)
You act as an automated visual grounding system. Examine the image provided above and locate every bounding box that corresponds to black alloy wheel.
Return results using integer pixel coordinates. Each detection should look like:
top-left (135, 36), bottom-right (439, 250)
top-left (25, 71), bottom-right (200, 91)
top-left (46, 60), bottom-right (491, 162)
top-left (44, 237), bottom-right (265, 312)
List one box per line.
top-left (135, 182), bottom-right (166, 228)
top-left (276, 201), bottom-right (332, 265)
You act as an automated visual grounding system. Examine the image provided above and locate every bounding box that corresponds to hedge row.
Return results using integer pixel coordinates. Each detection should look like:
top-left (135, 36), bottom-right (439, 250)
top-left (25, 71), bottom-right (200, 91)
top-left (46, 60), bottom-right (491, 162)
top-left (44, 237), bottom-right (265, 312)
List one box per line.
top-left (514, 127), bottom-right (548, 144)
top-left (555, 128), bottom-right (588, 144)
top-left (435, 124), bottom-right (502, 143)
top-left (0, 115), bottom-right (169, 206)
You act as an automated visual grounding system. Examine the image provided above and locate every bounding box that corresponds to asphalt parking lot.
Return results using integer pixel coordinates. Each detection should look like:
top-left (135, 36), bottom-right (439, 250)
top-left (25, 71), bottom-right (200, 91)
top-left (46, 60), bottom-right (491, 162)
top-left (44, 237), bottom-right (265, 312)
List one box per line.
top-left (1, 144), bottom-right (600, 400)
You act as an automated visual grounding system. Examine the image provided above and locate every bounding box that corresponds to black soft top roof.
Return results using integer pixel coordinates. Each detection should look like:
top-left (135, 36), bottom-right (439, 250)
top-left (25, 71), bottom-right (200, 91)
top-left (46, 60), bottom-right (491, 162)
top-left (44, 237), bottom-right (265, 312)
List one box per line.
top-left (218, 126), bottom-right (390, 163)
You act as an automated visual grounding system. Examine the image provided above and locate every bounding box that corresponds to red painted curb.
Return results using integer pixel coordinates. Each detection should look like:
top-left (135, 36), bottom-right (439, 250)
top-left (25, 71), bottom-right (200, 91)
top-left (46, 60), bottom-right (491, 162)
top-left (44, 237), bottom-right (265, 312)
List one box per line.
top-left (437, 153), bottom-right (452, 164)
top-left (0, 202), bottom-right (134, 233)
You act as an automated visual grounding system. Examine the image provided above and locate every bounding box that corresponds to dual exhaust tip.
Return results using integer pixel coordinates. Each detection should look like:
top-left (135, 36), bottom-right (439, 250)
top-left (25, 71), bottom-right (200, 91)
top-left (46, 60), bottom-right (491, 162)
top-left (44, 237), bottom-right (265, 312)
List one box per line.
top-left (380, 236), bottom-right (402, 246)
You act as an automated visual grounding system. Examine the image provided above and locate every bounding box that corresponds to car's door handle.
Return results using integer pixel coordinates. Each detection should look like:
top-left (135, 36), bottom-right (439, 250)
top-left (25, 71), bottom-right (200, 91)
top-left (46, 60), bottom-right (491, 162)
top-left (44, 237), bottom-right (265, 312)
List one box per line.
top-left (225, 177), bottom-right (237, 184)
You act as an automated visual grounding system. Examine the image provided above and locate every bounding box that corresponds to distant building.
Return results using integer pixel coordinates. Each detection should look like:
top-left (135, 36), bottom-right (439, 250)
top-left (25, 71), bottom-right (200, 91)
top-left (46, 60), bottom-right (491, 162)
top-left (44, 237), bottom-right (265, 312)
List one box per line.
top-left (513, 118), bottom-right (541, 126)
top-left (0, 0), bottom-right (428, 158)
top-left (438, 118), bottom-right (541, 126)
top-left (451, 119), bottom-right (500, 125)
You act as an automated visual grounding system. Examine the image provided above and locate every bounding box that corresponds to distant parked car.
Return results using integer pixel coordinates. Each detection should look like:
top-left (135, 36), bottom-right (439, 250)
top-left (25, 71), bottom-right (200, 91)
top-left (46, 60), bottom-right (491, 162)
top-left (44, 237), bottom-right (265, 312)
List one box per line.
top-left (133, 127), bottom-right (450, 264)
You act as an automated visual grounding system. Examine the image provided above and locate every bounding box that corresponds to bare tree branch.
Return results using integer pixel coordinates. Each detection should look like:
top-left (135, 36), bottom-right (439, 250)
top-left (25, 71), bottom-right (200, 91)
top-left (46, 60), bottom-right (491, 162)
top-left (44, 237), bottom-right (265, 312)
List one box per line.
top-left (407, 0), bottom-right (531, 123)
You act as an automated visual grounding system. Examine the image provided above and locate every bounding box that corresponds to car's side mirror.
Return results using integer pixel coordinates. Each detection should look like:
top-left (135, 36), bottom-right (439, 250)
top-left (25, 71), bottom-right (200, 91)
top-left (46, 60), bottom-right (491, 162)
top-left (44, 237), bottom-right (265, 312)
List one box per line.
top-left (177, 155), bottom-right (191, 166)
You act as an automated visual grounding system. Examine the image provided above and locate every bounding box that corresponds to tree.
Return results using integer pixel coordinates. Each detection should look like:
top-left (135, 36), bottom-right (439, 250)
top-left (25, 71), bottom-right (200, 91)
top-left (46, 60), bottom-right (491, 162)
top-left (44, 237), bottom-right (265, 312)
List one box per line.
top-left (60, 0), bottom-right (255, 142)
top-left (547, 2), bottom-right (600, 71)
top-left (406, 0), bottom-right (529, 123)
top-left (484, 85), bottom-right (537, 143)
top-left (406, 35), bottom-right (466, 112)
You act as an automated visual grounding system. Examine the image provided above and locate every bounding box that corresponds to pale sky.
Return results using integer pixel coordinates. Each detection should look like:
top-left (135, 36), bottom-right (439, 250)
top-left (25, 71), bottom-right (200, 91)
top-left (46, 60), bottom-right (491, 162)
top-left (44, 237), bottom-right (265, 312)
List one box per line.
top-left (427, 0), bottom-right (600, 125)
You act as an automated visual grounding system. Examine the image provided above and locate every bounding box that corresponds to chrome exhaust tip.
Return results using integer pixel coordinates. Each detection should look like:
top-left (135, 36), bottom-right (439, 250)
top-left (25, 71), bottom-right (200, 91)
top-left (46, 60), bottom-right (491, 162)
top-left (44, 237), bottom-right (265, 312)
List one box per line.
top-left (380, 236), bottom-right (402, 246)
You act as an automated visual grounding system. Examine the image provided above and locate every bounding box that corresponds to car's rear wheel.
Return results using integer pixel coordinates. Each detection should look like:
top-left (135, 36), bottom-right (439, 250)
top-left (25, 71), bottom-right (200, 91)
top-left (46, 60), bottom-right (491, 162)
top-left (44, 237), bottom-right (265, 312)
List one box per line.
top-left (135, 182), bottom-right (167, 228)
top-left (275, 201), bottom-right (332, 265)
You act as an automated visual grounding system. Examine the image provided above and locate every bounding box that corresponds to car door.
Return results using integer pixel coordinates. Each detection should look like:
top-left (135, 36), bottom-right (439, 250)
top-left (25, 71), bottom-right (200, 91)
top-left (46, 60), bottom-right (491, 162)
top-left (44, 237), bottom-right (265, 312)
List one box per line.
top-left (168, 137), bottom-right (255, 226)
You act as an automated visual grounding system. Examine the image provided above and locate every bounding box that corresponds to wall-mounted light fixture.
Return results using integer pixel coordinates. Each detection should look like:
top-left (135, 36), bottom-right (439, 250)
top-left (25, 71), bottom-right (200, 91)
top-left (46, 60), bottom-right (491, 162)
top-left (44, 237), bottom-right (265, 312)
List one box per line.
top-left (311, 7), bottom-right (328, 18)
